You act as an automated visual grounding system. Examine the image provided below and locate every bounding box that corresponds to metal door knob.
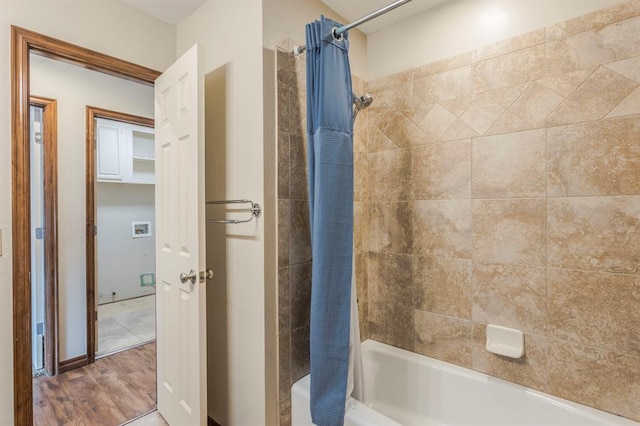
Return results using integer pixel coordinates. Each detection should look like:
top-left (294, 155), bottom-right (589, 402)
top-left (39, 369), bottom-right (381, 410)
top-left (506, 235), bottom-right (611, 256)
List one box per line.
top-left (180, 269), bottom-right (197, 284)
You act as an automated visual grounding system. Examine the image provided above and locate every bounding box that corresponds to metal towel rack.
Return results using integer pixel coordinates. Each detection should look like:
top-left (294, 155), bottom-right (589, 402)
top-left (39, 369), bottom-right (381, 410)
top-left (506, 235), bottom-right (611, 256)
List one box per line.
top-left (206, 199), bottom-right (262, 224)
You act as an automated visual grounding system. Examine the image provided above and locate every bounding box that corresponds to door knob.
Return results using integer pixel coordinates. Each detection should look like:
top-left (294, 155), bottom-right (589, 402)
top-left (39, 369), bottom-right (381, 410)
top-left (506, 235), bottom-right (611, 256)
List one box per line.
top-left (180, 269), bottom-right (197, 284)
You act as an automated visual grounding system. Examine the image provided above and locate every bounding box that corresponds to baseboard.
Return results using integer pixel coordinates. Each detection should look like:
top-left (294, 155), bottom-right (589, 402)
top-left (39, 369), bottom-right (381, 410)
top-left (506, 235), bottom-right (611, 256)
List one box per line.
top-left (58, 354), bottom-right (88, 374)
top-left (208, 416), bottom-right (222, 426)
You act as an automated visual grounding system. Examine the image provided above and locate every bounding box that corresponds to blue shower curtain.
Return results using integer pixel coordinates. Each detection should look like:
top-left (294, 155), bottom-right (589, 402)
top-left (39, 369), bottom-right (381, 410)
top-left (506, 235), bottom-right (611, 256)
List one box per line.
top-left (306, 15), bottom-right (354, 426)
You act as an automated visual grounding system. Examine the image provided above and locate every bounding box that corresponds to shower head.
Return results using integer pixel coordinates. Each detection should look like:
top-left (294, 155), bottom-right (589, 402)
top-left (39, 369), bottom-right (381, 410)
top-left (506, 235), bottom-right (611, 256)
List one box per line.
top-left (353, 93), bottom-right (374, 123)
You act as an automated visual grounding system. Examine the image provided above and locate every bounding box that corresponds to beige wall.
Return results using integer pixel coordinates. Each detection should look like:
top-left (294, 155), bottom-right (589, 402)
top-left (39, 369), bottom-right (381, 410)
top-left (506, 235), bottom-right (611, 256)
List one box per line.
top-left (30, 54), bottom-right (156, 361)
top-left (367, 0), bottom-right (625, 79)
top-left (364, 2), bottom-right (640, 421)
top-left (262, 0), bottom-right (368, 80)
top-left (177, 1), bottom-right (266, 424)
top-left (0, 1), bottom-right (175, 422)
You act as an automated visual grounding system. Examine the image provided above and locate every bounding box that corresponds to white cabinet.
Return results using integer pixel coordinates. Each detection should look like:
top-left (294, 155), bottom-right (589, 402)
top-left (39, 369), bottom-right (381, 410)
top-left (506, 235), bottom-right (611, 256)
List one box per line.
top-left (96, 118), bottom-right (155, 184)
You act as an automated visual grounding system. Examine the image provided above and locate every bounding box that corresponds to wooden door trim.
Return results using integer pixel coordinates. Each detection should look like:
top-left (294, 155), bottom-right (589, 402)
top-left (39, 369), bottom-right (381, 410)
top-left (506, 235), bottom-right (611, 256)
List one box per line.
top-left (86, 106), bottom-right (154, 364)
top-left (12, 25), bottom-right (160, 425)
top-left (30, 96), bottom-right (59, 376)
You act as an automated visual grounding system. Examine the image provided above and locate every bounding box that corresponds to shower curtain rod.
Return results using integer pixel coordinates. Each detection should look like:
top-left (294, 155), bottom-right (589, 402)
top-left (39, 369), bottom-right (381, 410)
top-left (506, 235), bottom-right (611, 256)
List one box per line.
top-left (293, 0), bottom-right (414, 56)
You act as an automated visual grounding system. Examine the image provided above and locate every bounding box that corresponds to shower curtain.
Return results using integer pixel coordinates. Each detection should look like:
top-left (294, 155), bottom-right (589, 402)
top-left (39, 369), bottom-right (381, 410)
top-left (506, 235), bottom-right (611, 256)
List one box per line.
top-left (305, 15), bottom-right (361, 426)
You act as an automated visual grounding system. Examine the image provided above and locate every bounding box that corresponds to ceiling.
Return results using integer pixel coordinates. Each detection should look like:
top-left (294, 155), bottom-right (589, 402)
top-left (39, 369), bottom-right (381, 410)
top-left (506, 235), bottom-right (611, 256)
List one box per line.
top-left (320, 0), bottom-right (451, 34)
top-left (119, 0), bottom-right (207, 24)
top-left (118, 0), bottom-right (448, 32)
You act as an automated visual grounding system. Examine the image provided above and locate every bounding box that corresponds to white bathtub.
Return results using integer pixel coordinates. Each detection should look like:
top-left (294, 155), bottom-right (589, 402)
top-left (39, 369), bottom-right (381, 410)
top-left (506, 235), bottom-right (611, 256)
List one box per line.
top-left (292, 340), bottom-right (639, 426)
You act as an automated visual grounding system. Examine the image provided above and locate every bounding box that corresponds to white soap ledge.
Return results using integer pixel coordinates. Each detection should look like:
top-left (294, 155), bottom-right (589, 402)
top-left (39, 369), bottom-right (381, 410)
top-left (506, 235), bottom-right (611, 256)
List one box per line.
top-left (486, 324), bottom-right (524, 359)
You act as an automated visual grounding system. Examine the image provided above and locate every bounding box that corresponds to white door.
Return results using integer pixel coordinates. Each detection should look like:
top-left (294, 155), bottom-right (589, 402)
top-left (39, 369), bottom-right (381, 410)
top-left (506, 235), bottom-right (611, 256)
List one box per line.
top-left (155, 44), bottom-right (207, 425)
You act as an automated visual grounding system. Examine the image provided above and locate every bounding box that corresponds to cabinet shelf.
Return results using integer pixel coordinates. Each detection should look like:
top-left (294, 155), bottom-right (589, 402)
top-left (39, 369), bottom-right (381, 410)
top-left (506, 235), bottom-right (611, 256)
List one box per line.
top-left (133, 156), bottom-right (155, 162)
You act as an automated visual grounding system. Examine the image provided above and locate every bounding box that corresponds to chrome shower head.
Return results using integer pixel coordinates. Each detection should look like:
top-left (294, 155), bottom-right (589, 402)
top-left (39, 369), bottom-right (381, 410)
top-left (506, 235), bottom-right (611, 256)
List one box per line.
top-left (353, 93), bottom-right (374, 123)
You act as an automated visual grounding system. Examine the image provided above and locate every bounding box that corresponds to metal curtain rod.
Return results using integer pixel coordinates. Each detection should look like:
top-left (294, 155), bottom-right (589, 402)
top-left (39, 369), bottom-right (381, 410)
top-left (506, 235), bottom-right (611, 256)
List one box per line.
top-left (293, 0), bottom-right (414, 56)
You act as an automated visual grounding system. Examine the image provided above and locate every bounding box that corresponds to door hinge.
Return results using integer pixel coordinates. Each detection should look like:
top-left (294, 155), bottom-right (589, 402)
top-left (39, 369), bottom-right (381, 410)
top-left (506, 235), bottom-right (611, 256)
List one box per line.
top-left (35, 227), bottom-right (44, 240)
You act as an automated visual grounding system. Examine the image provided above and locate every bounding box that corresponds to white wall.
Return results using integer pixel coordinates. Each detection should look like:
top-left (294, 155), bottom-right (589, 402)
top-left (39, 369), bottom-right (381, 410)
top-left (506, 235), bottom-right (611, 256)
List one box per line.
top-left (0, 1), bottom-right (174, 420)
top-left (367, 0), bottom-right (625, 79)
top-left (177, 1), bottom-right (266, 424)
top-left (97, 183), bottom-right (156, 304)
top-left (262, 0), bottom-right (368, 79)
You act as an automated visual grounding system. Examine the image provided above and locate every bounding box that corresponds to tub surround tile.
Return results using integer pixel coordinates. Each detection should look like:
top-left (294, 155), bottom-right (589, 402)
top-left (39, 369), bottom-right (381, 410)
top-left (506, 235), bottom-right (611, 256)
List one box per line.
top-left (369, 300), bottom-right (414, 351)
top-left (279, 399), bottom-right (291, 426)
top-left (288, 133), bottom-right (308, 200)
top-left (605, 55), bottom-right (640, 83)
top-left (509, 83), bottom-right (564, 127)
top-left (278, 334), bottom-right (291, 403)
top-left (356, 253), bottom-right (368, 303)
top-left (368, 202), bottom-right (414, 254)
top-left (278, 200), bottom-right (290, 268)
top-left (354, 202), bottom-right (367, 254)
top-left (472, 263), bottom-right (547, 334)
top-left (278, 267), bottom-right (290, 334)
top-left (368, 252), bottom-right (413, 307)
top-left (546, 2), bottom-right (639, 41)
top-left (290, 325), bottom-right (310, 384)
top-left (369, 148), bottom-right (413, 201)
top-left (290, 262), bottom-right (312, 331)
top-left (544, 99), bottom-right (599, 127)
top-left (277, 83), bottom-right (290, 132)
top-left (354, 150), bottom-right (369, 203)
top-left (278, 131), bottom-right (290, 199)
top-left (370, 109), bottom-right (423, 148)
top-left (473, 45), bottom-right (545, 92)
top-left (441, 119), bottom-right (480, 142)
top-left (414, 199), bottom-right (472, 259)
top-left (414, 310), bottom-right (473, 368)
top-left (484, 82), bottom-right (533, 109)
top-left (289, 88), bottom-right (307, 136)
top-left (413, 139), bottom-right (471, 200)
top-left (276, 48), bottom-right (294, 86)
top-left (484, 111), bottom-right (533, 136)
top-left (473, 199), bottom-right (547, 266)
top-left (472, 324), bottom-right (548, 392)
top-left (414, 256), bottom-right (472, 319)
top-left (472, 129), bottom-right (546, 198)
top-left (548, 339), bottom-right (640, 422)
top-left (367, 69), bottom-right (412, 92)
top-left (368, 122), bottom-right (400, 152)
top-left (472, 29), bottom-right (546, 63)
top-left (537, 67), bottom-right (596, 97)
top-left (548, 268), bottom-right (640, 355)
top-left (370, 81), bottom-right (413, 112)
top-left (412, 51), bottom-right (472, 81)
top-left (459, 93), bottom-right (506, 135)
top-left (607, 87), bottom-right (640, 118)
top-left (289, 200), bottom-right (311, 266)
top-left (417, 104), bottom-right (457, 141)
top-left (358, 301), bottom-right (369, 342)
top-left (548, 196), bottom-right (640, 274)
top-left (414, 66), bottom-right (474, 107)
top-left (548, 116), bottom-right (640, 196)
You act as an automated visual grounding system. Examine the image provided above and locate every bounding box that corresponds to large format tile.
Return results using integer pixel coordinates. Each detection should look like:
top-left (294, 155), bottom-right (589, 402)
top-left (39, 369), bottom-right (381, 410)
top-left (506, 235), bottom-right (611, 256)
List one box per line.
top-left (473, 199), bottom-right (546, 265)
top-left (367, 252), bottom-right (413, 307)
top-left (548, 196), bottom-right (640, 274)
top-left (472, 262), bottom-right (546, 334)
top-left (548, 268), bottom-right (640, 355)
top-left (548, 116), bottom-right (640, 196)
top-left (548, 339), bottom-right (640, 422)
top-left (413, 139), bottom-right (471, 200)
top-left (414, 256), bottom-right (472, 319)
top-left (473, 45), bottom-right (545, 92)
top-left (289, 200), bottom-right (311, 265)
top-left (414, 310), bottom-right (473, 368)
top-left (545, 2), bottom-right (639, 41)
top-left (508, 83), bottom-right (564, 126)
top-left (414, 200), bottom-right (472, 258)
top-left (290, 262), bottom-right (312, 331)
top-left (369, 148), bottom-right (412, 201)
top-left (472, 129), bottom-right (546, 198)
top-left (368, 202), bottom-right (413, 254)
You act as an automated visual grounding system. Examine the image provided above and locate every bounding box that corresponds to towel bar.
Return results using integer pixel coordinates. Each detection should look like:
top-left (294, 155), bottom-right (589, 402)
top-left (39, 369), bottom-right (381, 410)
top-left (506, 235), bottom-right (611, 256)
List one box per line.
top-left (206, 199), bottom-right (262, 224)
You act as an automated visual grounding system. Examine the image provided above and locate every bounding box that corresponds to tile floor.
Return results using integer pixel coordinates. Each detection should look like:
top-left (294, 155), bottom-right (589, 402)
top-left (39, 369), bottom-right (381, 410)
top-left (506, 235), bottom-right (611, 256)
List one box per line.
top-left (98, 294), bottom-right (156, 356)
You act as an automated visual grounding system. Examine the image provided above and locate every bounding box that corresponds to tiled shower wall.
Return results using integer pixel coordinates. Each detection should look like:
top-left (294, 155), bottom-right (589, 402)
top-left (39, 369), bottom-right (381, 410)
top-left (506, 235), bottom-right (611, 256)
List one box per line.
top-left (275, 39), bottom-right (369, 425)
top-left (276, 1), bottom-right (640, 424)
top-left (365, 1), bottom-right (640, 422)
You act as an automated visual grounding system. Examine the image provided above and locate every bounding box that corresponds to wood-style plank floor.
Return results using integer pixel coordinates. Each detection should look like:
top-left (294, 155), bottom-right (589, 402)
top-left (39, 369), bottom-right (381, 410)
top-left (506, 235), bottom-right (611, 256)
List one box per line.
top-left (33, 342), bottom-right (157, 426)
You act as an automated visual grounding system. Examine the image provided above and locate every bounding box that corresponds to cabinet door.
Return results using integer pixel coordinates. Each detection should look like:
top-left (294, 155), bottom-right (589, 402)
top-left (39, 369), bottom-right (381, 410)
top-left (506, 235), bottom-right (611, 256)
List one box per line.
top-left (96, 120), bottom-right (124, 181)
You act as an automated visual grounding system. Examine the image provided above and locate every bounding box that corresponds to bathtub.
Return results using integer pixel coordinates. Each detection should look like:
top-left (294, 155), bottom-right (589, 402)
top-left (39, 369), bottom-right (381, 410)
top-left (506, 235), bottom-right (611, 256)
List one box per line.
top-left (291, 340), bottom-right (639, 426)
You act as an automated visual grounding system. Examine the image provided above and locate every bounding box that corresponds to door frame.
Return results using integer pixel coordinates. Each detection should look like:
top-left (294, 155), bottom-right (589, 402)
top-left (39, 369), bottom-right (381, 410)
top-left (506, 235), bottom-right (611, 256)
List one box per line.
top-left (29, 96), bottom-right (59, 377)
top-left (86, 106), bottom-right (154, 363)
top-left (11, 25), bottom-right (160, 425)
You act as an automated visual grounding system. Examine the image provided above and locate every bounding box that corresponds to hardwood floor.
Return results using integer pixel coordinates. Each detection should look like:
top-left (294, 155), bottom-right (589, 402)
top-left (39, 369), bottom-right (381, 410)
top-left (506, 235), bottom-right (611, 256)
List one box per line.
top-left (33, 342), bottom-right (157, 425)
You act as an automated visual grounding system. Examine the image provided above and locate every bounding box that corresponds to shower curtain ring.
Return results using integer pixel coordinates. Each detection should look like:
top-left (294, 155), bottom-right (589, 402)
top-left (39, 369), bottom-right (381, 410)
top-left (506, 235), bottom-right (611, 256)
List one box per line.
top-left (331, 27), bottom-right (344, 41)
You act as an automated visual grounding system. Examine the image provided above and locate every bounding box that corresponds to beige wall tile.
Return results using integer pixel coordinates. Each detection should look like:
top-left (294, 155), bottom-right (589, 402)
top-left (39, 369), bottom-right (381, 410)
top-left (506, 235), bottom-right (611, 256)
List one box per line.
top-left (484, 111), bottom-right (533, 136)
top-left (414, 310), bottom-right (473, 368)
top-left (565, 66), bottom-right (637, 119)
top-left (441, 119), bottom-right (480, 142)
top-left (370, 109), bottom-right (424, 147)
top-left (473, 29), bottom-right (546, 63)
top-left (278, 267), bottom-right (290, 334)
top-left (472, 129), bottom-right (546, 198)
top-left (509, 82), bottom-right (564, 126)
top-left (355, 253), bottom-right (368, 303)
top-left (546, 16), bottom-right (640, 76)
top-left (413, 51), bottom-right (473, 80)
top-left (414, 199), bottom-right (472, 258)
top-left (290, 262), bottom-right (312, 330)
top-left (289, 87), bottom-right (306, 136)
top-left (472, 263), bottom-right (546, 334)
top-left (417, 104), bottom-right (457, 141)
top-left (537, 67), bottom-right (595, 97)
top-left (473, 45), bottom-right (545, 92)
top-left (544, 98), bottom-right (599, 127)
top-left (414, 256), bottom-right (472, 319)
top-left (439, 93), bottom-right (477, 118)
top-left (279, 399), bottom-right (291, 426)
top-left (548, 196), bottom-right (640, 274)
top-left (548, 268), bottom-right (640, 355)
top-left (473, 199), bottom-right (546, 265)
top-left (414, 66), bottom-right (474, 106)
top-left (369, 148), bottom-right (413, 201)
top-left (369, 81), bottom-right (413, 112)
top-left (368, 252), bottom-right (413, 306)
top-left (290, 325), bottom-right (310, 383)
top-left (289, 200), bottom-right (311, 266)
top-left (460, 93), bottom-right (506, 135)
top-left (354, 150), bottom-right (369, 203)
top-left (278, 83), bottom-right (289, 132)
top-left (288, 133), bottom-right (308, 200)
top-left (278, 131), bottom-right (290, 199)
top-left (472, 324), bottom-right (548, 392)
top-left (368, 122), bottom-right (399, 152)
top-left (369, 202), bottom-right (414, 254)
top-left (278, 199), bottom-right (290, 268)
top-left (369, 300), bottom-right (415, 351)
top-left (546, 2), bottom-right (639, 41)
top-left (354, 202), bottom-right (366, 254)
top-left (484, 81), bottom-right (532, 109)
top-left (367, 69), bottom-right (412, 92)
top-left (278, 333), bottom-right (291, 403)
top-left (548, 339), bottom-right (640, 422)
top-left (413, 139), bottom-right (471, 200)
top-left (605, 55), bottom-right (640, 83)
top-left (607, 87), bottom-right (640, 118)
top-left (548, 116), bottom-right (640, 196)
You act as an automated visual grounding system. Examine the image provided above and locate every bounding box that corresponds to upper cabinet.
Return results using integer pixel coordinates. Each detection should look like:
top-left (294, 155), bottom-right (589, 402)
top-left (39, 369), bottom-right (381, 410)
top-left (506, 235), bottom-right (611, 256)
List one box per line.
top-left (96, 118), bottom-right (155, 184)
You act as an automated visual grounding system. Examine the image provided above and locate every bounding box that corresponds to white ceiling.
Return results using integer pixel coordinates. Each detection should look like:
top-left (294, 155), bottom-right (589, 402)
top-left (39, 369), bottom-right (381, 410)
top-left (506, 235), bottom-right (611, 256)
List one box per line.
top-left (321, 0), bottom-right (451, 34)
top-left (119, 0), bottom-right (207, 24)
